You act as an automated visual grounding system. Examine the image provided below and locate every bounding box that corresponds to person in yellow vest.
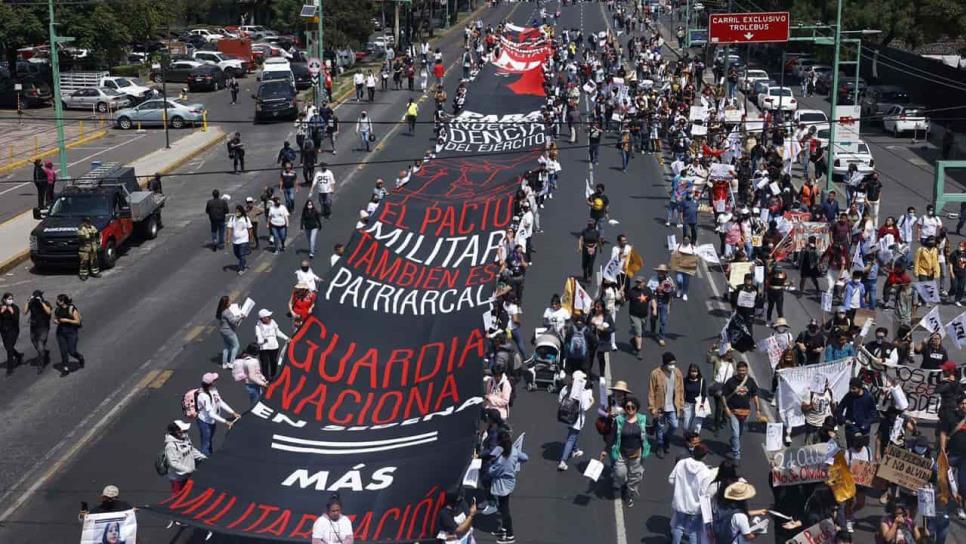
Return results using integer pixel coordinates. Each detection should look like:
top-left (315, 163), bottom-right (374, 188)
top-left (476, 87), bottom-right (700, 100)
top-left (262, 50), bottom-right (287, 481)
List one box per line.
top-left (77, 217), bottom-right (101, 281)
top-left (405, 98), bottom-right (419, 134)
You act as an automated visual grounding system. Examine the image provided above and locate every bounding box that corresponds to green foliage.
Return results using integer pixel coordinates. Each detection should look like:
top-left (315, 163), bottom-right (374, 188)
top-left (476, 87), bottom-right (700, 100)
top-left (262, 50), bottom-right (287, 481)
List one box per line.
top-left (111, 64), bottom-right (147, 77)
top-left (272, 0), bottom-right (375, 48)
top-left (0, 3), bottom-right (45, 67)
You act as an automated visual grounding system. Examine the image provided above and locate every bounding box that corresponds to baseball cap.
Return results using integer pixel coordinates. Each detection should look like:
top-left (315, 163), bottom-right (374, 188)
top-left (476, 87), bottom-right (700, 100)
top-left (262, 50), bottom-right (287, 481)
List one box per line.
top-left (102, 485), bottom-right (119, 499)
top-left (202, 372), bottom-right (220, 385)
top-left (174, 419), bottom-right (191, 432)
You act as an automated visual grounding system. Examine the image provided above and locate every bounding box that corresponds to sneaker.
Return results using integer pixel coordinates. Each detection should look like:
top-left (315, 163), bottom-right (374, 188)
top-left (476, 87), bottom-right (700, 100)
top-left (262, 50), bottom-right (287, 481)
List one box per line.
top-left (682, 294), bottom-right (688, 301)
top-left (490, 529), bottom-right (506, 538)
top-left (479, 503), bottom-right (498, 516)
top-left (572, 449), bottom-right (584, 458)
top-left (665, 221), bottom-right (671, 227)
top-left (497, 536), bottom-right (516, 544)
top-left (658, 339), bottom-right (667, 347)
top-left (846, 521), bottom-right (854, 533)
top-left (957, 301), bottom-right (964, 307)
top-left (636, 351), bottom-right (643, 360)
top-left (557, 461), bottom-right (568, 471)
top-left (958, 508), bottom-right (966, 520)
top-left (625, 498), bottom-right (635, 508)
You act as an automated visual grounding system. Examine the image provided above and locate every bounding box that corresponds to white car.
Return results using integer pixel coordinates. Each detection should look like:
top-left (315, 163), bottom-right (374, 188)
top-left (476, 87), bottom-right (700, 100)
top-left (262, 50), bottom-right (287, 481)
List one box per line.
top-left (882, 105), bottom-right (930, 137)
top-left (794, 109), bottom-right (828, 127)
top-left (192, 51), bottom-right (247, 77)
top-left (740, 69), bottom-right (769, 93)
top-left (831, 139), bottom-right (875, 180)
top-left (757, 86), bottom-right (797, 112)
top-left (189, 29), bottom-right (225, 43)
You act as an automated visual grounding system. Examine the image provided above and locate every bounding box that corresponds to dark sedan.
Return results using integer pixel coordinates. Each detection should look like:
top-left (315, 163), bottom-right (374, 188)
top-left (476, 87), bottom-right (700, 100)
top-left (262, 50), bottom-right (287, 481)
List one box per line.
top-left (290, 62), bottom-right (313, 90)
top-left (186, 64), bottom-right (226, 91)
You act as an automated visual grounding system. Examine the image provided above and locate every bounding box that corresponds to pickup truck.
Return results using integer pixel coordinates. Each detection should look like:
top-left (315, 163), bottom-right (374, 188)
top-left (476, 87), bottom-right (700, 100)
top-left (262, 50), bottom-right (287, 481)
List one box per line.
top-left (60, 87), bottom-right (131, 112)
top-left (30, 163), bottom-right (165, 270)
top-left (192, 50), bottom-right (248, 77)
top-left (60, 72), bottom-right (155, 103)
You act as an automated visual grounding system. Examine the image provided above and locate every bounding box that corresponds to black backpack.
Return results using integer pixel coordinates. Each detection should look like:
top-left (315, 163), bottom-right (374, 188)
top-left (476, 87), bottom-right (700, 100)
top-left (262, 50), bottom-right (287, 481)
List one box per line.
top-left (154, 449), bottom-right (169, 476)
top-left (712, 504), bottom-right (740, 544)
top-left (557, 391), bottom-right (580, 425)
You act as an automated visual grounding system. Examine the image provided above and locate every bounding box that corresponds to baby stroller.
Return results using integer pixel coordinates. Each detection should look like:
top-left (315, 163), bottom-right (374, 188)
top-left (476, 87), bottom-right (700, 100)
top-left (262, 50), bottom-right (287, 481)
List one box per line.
top-left (524, 327), bottom-right (564, 392)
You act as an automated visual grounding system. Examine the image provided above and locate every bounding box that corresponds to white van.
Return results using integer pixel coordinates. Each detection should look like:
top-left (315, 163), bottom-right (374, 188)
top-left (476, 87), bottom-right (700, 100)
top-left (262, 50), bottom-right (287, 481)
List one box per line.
top-left (260, 57), bottom-right (294, 87)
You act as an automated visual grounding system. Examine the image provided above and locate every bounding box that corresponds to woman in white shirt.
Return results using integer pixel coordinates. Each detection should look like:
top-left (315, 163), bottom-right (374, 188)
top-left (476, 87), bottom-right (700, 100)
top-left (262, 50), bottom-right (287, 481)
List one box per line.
top-left (267, 197), bottom-right (290, 253)
top-left (542, 294), bottom-right (571, 337)
top-left (227, 205), bottom-right (252, 274)
top-left (196, 372), bottom-right (239, 456)
top-left (312, 494), bottom-right (354, 544)
top-left (255, 309), bottom-right (289, 380)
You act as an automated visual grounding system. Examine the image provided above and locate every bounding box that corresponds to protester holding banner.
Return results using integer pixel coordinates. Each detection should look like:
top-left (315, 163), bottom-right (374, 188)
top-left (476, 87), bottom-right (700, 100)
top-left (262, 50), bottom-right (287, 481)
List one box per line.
top-left (488, 430), bottom-right (528, 544)
top-left (310, 494), bottom-right (354, 544)
top-left (161, 420), bottom-right (205, 495)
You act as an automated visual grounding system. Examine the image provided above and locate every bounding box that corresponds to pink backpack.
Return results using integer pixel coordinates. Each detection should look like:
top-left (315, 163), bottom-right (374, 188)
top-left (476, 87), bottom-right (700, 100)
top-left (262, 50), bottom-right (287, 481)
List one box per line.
top-left (182, 388), bottom-right (200, 419)
top-left (231, 358), bottom-right (249, 383)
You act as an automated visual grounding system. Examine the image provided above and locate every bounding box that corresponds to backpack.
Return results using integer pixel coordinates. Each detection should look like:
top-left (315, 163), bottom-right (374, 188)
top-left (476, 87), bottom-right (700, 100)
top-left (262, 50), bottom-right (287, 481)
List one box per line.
top-left (712, 505), bottom-right (740, 544)
top-left (568, 329), bottom-right (588, 360)
top-left (231, 357), bottom-right (249, 382)
top-left (182, 388), bottom-right (200, 419)
top-left (282, 147), bottom-right (297, 164)
top-left (557, 390), bottom-right (580, 425)
top-left (154, 449), bottom-right (169, 476)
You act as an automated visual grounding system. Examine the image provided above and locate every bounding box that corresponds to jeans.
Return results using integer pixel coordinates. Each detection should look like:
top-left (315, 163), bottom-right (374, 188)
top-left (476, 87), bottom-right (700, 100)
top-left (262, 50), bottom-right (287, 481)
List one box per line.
top-left (283, 187), bottom-right (295, 211)
top-left (682, 402), bottom-right (703, 433)
top-left (318, 192), bottom-right (332, 218)
top-left (360, 130), bottom-right (371, 151)
top-left (950, 455), bottom-right (966, 507)
top-left (198, 420), bottom-right (216, 456)
top-left (220, 330), bottom-right (239, 366)
top-left (671, 511), bottom-right (707, 544)
top-left (655, 410), bottom-right (679, 450)
top-left (620, 149), bottom-right (630, 170)
top-left (728, 413), bottom-right (746, 459)
top-left (560, 426), bottom-right (581, 462)
top-left (510, 328), bottom-right (526, 356)
top-left (862, 278), bottom-right (878, 308)
top-left (666, 201), bottom-right (679, 224)
top-left (612, 455), bottom-right (644, 501)
top-left (683, 222), bottom-right (697, 243)
top-left (650, 302), bottom-right (669, 341)
top-left (245, 383), bottom-right (263, 407)
top-left (675, 272), bottom-right (690, 297)
top-left (232, 243), bottom-right (247, 271)
top-left (56, 327), bottom-right (81, 365)
top-left (271, 225), bottom-right (287, 250)
top-left (306, 228), bottom-right (318, 256)
top-left (210, 220), bottom-right (226, 249)
top-left (589, 142), bottom-right (599, 164)
top-left (30, 325), bottom-right (49, 358)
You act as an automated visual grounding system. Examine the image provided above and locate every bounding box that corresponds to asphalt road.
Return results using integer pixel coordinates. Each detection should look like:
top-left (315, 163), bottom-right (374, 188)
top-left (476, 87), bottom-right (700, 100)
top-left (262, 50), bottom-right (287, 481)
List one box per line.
top-left (0, 3), bottom-right (963, 544)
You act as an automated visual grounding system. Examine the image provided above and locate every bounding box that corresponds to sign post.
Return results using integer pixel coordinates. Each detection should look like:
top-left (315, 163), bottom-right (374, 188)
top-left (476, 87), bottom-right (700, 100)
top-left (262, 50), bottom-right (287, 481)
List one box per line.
top-left (708, 12), bottom-right (790, 44)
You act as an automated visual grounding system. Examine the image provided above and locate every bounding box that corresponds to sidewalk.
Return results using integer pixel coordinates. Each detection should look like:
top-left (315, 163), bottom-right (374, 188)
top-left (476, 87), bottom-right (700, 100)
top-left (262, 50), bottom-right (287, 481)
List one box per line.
top-left (0, 126), bottom-right (226, 274)
top-left (0, 119), bottom-right (110, 175)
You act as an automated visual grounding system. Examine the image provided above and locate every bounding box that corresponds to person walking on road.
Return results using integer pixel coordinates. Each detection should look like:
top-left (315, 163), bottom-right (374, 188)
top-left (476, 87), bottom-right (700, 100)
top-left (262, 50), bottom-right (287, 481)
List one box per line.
top-left (267, 196), bottom-right (290, 254)
top-left (216, 295), bottom-right (243, 368)
top-left (162, 420), bottom-right (205, 495)
top-left (279, 162), bottom-right (298, 211)
top-left (353, 71), bottom-right (365, 101)
top-left (628, 276), bottom-right (650, 360)
top-left (24, 290), bottom-right (51, 370)
top-left (195, 372), bottom-right (239, 456)
top-left (53, 294), bottom-right (83, 377)
top-left (722, 361), bottom-right (763, 461)
top-left (232, 343), bottom-right (268, 406)
top-left (301, 136), bottom-right (317, 186)
top-left (556, 370), bottom-right (594, 471)
top-left (649, 352), bottom-right (684, 458)
top-left (366, 70), bottom-right (377, 101)
top-left (0, 293), bottom-right (23, 374)
top-left (227, 205), bottom-right (253, 274)
top-left (668, 443), bottom-right (712, 544)
top-left (244, 197), bottom-right (262, 249)
top-left (276, 141), bottom-right (297, 166)
top-left (405, 98), bottom-right (419, 134)
top-left (227, 132), bottom-right (245, 173)
top-left (296, 259), bottom-right (324, 292)
top-left (228, 76), bottom-right (239, 104)
top-left (488, 430), bottom-right (528, 544)
top-left (356, 111), bottom-right (374, 152)
top-left (601, 395), bottom-right (649, 507)
top-left (32, 159), bottom-right (47, 209)
top-left (310, 163), bottom-right (335, 219)
top-left (77, 217), bottom-right (101, 281)
top-left (649, 264), bottom-right (676, 347)
top-left (255, 308), bottom-right (289, 380)
top-left (205, 189), bottom-right (229, 251)
top-left (301, 200), bottom-right (323, 259)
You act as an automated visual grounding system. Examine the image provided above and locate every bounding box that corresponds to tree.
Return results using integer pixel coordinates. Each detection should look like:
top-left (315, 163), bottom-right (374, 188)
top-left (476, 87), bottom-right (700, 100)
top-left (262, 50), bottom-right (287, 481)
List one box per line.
top-left (0, 3), bottom-right (45, 69)
top-left (271, 0), bottom-right (375, 48)
top-left (59, 3), bottom-right (133, 68)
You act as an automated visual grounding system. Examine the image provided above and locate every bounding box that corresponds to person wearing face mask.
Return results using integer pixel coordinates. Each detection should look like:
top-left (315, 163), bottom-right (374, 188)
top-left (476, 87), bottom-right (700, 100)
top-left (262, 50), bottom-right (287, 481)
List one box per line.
top-left (795, 319), bottom-right (827, 365)
top-left (53, 294), bottom-right (83, 376)
top-left (162, 420), bottom-right (206, 495)
top-left (295, 260), bottom-right (323, 293)
top-left (916, 205), bottom-right (943, 245)
top-left (0, 293), bottom-right (23, 374)
top-left (914, 235), bottom-right (941, 282)
top-left (24, 290), bottom-right (51, 369)
top-left (267, 197), bottom-right (290, 254)
top-left (865, 327), bottom-right (898, 365)
top-left (301, 200), bottom-right (322, 259)
top-left (649, 352), bottom-right (684, 458)
top-left (798, 235), bottom-right (822, 295)
top-left (226, 205), bottom-right (252, 275)
top-left (255, 309), bottom-right (289, 380)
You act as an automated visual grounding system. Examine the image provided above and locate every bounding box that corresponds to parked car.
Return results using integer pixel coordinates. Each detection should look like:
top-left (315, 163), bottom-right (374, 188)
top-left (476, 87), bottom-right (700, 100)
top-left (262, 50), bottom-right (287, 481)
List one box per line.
top-left (750, 79), bottom-right (777, 106)
top-left (739, 69), bottom-right (769, 93)
top-left (0, 74), bottom-right (52, 108)
top-left (882, 105), bottom-right (930, 137)
top-left (836, 77), bottom-right (867, 105)
top-left (757, 85), bottom-right (797, 112)
top-left (253, 79), bottom-right (297, 122)
top-left (151, 60), bottom-right (205, 83)
top-left (192, 50), bottom-right (247, 77)
top-left (794, 108), bottom-right (829, 126)
top-left (186, 64), bottom-right (226, 91)
top-left (61, 87), bottom-right (131, 111)
top-left (860, 85), bottom-right (912, 117)
top-left (290, 62), bottom-right (313, 90)
top-left (114, 98), bottom-right (205, 129)
top-left (189, 28), bottom-right (225, 43)
top-left (831, 139), bottom-right (874, 181)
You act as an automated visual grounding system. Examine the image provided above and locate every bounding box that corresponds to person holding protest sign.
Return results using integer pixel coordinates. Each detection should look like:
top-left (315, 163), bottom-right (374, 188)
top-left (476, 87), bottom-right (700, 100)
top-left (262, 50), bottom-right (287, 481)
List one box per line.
top-left (706, 344), bottom-right (736, 434)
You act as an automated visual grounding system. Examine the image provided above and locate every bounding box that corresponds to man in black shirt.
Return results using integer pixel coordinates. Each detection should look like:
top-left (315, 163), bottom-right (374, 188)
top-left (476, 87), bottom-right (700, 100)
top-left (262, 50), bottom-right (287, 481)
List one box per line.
top-left (204, 189), bottom-right (229, 251)
top-left (939, 395), bottom-right (966, 515)
top-left (279, 162), bottom-right (298, 211)
top-left (721, 361), bottom-right (761, 461)
top-left (863, 327), bottom-right (896, 365)
top-left (587, 183), bottom-right (609, 234)
top-left (796, 319), bottom-right (826, 365)
top-left (82, 485), bottom-right (134, 516)
top-left (25, 290), bottom-right (51, 368)
top-left (730, 273), bottom-right (759, 322)
top-left (436, 489), bottom-right (477, 542)
top-left (627, 277), bottom-right (650, 360)
top-left (577, 219), bottom-right (601, 283)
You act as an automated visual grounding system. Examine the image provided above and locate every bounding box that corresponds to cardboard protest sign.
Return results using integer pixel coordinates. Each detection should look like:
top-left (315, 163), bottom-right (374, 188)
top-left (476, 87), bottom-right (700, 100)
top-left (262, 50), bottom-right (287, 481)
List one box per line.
top-left (877, 445), bottom-right (933, 491)
top-left (849, 460), bottom-right (877, 487)
top-left (855, 355), bottom-right (966, 421)
top-left (695, 244), bottom-right (720, 264)
top-left (769, 444), bottom-right (830, 486)
top-left (80, 509), bottom-right (137, 544)
top-left (758, 333), bottom-right (790, 369)
top-left (785, 519), bottom-right (837, 544)
top-left (776, 358), bottom-right (853, 428)
top-left (728, 262), bottom-right (754, 288)
top-left (670, 251), bottom-right (698, 276)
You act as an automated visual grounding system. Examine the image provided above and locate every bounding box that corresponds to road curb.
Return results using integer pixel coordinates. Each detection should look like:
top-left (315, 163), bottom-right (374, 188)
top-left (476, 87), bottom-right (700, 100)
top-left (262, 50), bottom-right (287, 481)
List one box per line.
top-left (0, 128), bottom-right (110, 176)
top-left (151, 126), bottom-right (227, 180)
top-left (0, 247), bottom-right (30, 275)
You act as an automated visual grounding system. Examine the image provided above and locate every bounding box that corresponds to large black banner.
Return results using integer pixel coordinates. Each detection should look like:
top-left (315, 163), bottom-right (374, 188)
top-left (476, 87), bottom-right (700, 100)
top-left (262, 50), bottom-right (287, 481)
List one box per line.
top-left (151, 21), bottom-right (551, 543)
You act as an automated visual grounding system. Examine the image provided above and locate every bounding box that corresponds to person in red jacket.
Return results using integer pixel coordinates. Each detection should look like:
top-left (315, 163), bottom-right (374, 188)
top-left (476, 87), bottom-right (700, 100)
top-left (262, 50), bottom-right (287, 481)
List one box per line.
top-left (433, 61), bottom-right (445, 86)
top-left (288, 282), bottom-right (316, 331)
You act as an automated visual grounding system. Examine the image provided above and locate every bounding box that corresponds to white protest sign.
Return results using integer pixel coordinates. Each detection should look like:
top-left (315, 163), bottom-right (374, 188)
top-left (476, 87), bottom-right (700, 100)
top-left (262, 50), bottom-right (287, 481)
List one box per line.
top-left (462, 458), bottom-right (482, 488)
top-left (754, 265), bottom-right (765, 284)
top-left (667, 234), bottom-right (677, 250)
top-left (913, 280), bottom-right (942, 304)
top-left (765, 422), bottom-right (784, 451)
top-left (80, 509), bottom-right (138, 544)
top-left (709, 163), bottom-right (733, 179)
top-left (719, 322), bottom-right (730, 356)
top-left (583, 458), bottom-right (604, 481)
top-left (918, 486), bottom-right (936, 517)
top-left (737, 290), bottom-right (757, 308)
top-left (584, 178), bottom-right (594, 199)
top-left (945, 311), bottom-right (966, 349)
top-left (917, 305), bottom-right (945, 337)
top-left (821, 290), bottom-right (833, 313)
top-left (602, 254), bottom-right (621, 282)
top-left (859, 318), bottom-right (874, 339)
top-left (776, 358), bottom-right (853, 428)
top-left (786, 519), bottom-right (837, 544)
top-left (695, 243), bottom-right (720, 264)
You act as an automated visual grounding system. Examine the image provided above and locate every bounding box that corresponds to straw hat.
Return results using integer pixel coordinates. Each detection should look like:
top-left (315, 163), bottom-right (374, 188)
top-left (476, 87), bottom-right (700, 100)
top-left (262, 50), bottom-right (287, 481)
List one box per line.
top-left (609, 380), bottom-right (632, 393)
top-left (654, 264), bottom-right (669, 272)
top-left (724, 482), bottom-right (757, 501)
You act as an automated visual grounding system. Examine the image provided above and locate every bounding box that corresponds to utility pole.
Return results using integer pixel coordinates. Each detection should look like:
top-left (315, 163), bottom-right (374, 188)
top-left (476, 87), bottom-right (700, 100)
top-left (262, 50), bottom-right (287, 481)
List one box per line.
top-left (48, 0), bottom-right (73, 178)
top-left (722, 0), bottom-right (734, 85)
top-left (826, 0), bottom-right (844, 191)
top-left (317, 0), bottom-right (324, 107)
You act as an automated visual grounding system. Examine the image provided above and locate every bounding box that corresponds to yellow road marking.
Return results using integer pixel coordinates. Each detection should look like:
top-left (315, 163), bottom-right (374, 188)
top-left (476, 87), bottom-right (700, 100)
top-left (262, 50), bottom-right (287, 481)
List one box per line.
top-left (136, 370), bottom-right (160, 390)
top-left (255, 260), bottom-right (272, 273)
top-left (149, 370), bottom-right (174, 389)
top-left (183, 324), bottom-right (205, 343)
